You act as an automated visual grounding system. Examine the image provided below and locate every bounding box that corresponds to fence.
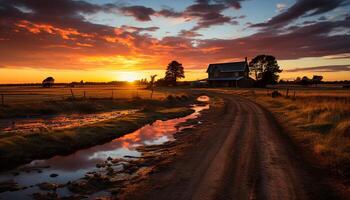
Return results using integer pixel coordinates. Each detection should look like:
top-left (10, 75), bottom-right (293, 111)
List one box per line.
top-left (0, 86), bottom-right (173, 105)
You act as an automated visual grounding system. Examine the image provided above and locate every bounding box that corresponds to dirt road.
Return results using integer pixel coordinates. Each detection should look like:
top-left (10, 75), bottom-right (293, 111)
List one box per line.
top-left (123, 93), bottom-right (338, 200)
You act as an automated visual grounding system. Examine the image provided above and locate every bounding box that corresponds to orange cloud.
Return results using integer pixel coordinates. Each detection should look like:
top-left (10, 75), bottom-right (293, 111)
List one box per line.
top-left (15, 20), bottom-right (95, 40)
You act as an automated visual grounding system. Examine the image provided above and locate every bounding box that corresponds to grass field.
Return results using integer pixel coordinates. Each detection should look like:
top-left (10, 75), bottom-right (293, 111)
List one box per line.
top-left (0, 85), bottom-right (187, 118)
top-left (0, 85), bottom-right (178, 105)
top-left (214, 88), bottom-right (350, 179)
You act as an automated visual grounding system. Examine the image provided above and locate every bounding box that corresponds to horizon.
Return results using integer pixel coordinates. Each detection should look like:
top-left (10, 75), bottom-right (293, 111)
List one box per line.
top-left (1, 0), bottom-right (350, 83)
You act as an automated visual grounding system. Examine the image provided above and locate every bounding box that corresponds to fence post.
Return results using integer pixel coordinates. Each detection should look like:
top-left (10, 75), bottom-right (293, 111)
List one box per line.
top-left (111, 90), bottom-right (114, 99)
top-left (286, 88), bottom-right (289, 97)
top-left (150, 88), bottom-right (154, 99)
top-left (83, 91), bottom-right (86, 99)
top-left (1, 94), bottom-right (4, 106)
top-left (293, 89), bottom-right (296, 99)
top-left (70, 89), bottom-right (75, 99)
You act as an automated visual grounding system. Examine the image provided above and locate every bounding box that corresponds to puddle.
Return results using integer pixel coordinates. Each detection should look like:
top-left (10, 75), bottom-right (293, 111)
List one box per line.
top-left (0, 110), bottom-right (138, 134)
top-left (0, 96), bottom-right (209, 199)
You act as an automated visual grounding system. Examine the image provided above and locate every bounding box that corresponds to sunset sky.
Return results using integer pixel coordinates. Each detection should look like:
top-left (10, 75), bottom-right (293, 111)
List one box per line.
top-left (0, 0), bottom-right (349, 83)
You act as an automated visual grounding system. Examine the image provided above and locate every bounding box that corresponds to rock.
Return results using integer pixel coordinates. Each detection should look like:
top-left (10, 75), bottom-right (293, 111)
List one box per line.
top-left (0, 180), bottom-right (21, 193)
top-left (96, 163), bottom-right (105, 168)
top-left (49, 173), bottom-right (58, 178)
top-left (12, 171), bottom-right (20, 176)
top-left (32, 192), bottom-right (58, 200)
top-left (106, 167), bottom-right (114, 176)
top-left (37, 182), bottom-right (61, 191)
top-left (108, 188), bottom-right (120, 195)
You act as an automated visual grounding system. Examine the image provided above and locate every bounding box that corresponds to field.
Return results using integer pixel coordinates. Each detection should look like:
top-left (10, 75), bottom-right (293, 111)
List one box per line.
top-left (0, 85), bottom-right (194, 170)
top-left (1, 85), bottom-right (350, 199)
top-left (0, 85), bottom-right (185, 118)
top-left (0, 85), bottom-right (174, 105)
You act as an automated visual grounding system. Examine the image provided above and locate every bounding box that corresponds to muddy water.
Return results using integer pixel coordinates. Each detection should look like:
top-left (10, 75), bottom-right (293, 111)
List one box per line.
top-left (0, 110), bottom-right (138, 134)
top-left (0, 97), bottom-right (209, 199)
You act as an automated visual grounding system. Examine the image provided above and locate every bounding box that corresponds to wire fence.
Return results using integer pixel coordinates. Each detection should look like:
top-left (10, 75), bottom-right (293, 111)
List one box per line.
top-left (0, 86), bottom-right (173, 105)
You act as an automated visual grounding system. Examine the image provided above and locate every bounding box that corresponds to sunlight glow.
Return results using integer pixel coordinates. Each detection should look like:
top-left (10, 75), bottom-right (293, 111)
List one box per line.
top-left (117, 71), bottom-right (139, 82)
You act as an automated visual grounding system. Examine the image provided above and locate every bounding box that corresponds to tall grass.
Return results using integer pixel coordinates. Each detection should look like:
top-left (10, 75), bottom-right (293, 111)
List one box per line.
top-left (259, 91), bottom-right (350, 178)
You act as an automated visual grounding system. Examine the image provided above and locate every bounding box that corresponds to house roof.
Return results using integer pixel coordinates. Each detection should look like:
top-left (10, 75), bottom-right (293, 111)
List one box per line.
top-left (206, 61), bottom-right (248, 73)
top-left (208, 77), bottom-right (244, 81)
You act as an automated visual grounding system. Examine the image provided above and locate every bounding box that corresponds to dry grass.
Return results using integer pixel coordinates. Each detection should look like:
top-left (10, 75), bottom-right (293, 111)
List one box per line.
top-left (0, 85), bottom-right (181, 105)
top-left (210, 88), bottom-right (350, 178)
top-left (0, 85), bottom-right (187, 118)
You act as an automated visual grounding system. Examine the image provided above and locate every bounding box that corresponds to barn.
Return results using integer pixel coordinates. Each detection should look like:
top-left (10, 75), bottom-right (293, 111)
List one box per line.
top-left (206, 58), bottom-right (254, 87)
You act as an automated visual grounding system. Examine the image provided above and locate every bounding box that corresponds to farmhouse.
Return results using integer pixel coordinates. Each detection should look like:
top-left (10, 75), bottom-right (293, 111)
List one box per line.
top-left (206, 58), bottom-right (254, 87)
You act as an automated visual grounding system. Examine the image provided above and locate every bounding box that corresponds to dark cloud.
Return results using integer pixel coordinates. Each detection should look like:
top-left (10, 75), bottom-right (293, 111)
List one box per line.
top-left (213, 0), bottom-right (246, 9)
top-left (184, 0), bottom-right (240, 30)
top-left (157, 8), bottom-right (182, 18)
top-left (0, 0), bottom-right (116, 17)
top-left (197, 17), bottom-right (350, 60)
top-left (286, 65), bottom-right (350, 72)
top-left (252, 0), bottom-right (349, 28)
top-left (118, 6), bottom-right (155, 21)
top-left (178, 30), bottom-right (203, 37)
top-left (115, 0), bottom-right (246, 30)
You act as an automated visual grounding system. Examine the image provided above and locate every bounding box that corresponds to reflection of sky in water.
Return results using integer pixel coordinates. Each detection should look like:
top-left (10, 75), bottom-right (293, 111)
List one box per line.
top-left (0, 97), bottom-right (209, 199)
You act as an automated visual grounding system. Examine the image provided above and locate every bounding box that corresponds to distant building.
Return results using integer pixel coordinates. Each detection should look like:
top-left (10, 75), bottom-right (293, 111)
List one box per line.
top-left (191, 79), bottom-right (208, 87)
top-left (206, 57), bottom-right (254, 87)
top-left (42, 77), bottom-right (55, 88)
top-left (312, 75), bottom-right (323, 83)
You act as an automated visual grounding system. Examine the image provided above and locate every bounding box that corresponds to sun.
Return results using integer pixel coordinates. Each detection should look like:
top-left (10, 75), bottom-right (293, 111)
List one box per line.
top-left (118, 71), bottom-right (138, 82)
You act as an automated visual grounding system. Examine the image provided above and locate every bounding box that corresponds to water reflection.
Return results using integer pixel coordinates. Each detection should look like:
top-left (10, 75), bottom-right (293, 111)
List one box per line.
top-left (0, 96), bottom-right (209, 199)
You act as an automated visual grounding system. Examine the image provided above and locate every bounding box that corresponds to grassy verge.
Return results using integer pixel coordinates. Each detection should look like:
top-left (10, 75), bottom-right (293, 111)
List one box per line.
top-left (226, 89), bottom-right (350, 178)
top-left (0, 96), bottom-right (195, 171)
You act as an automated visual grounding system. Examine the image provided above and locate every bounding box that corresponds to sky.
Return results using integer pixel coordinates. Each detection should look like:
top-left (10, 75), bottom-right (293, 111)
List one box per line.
top-left (0, 0), bottom-right (349, 83)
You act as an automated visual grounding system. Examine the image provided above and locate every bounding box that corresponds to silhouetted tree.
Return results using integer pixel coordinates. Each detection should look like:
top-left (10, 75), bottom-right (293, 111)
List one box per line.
top-left (301, 76), bottom-right (311, 86)
top-left (155, 78), bottom-right (167, 87)
top-left (42, 77), bottom-right (55, 88)
top-left (249, 55), bottom-right (282, 87)
top-left (165, 61), bottom-right (185, 86)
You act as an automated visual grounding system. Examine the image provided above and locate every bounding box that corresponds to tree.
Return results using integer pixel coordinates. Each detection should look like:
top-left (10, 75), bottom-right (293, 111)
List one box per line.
top-left (301, 76), bottom-right (311, 86)
top-left (42, 77), bottom-right (55, 88)
top-left (165, 61), bottom-right (185, 86)
top-left (248, 55), bottom-right (282, 87)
